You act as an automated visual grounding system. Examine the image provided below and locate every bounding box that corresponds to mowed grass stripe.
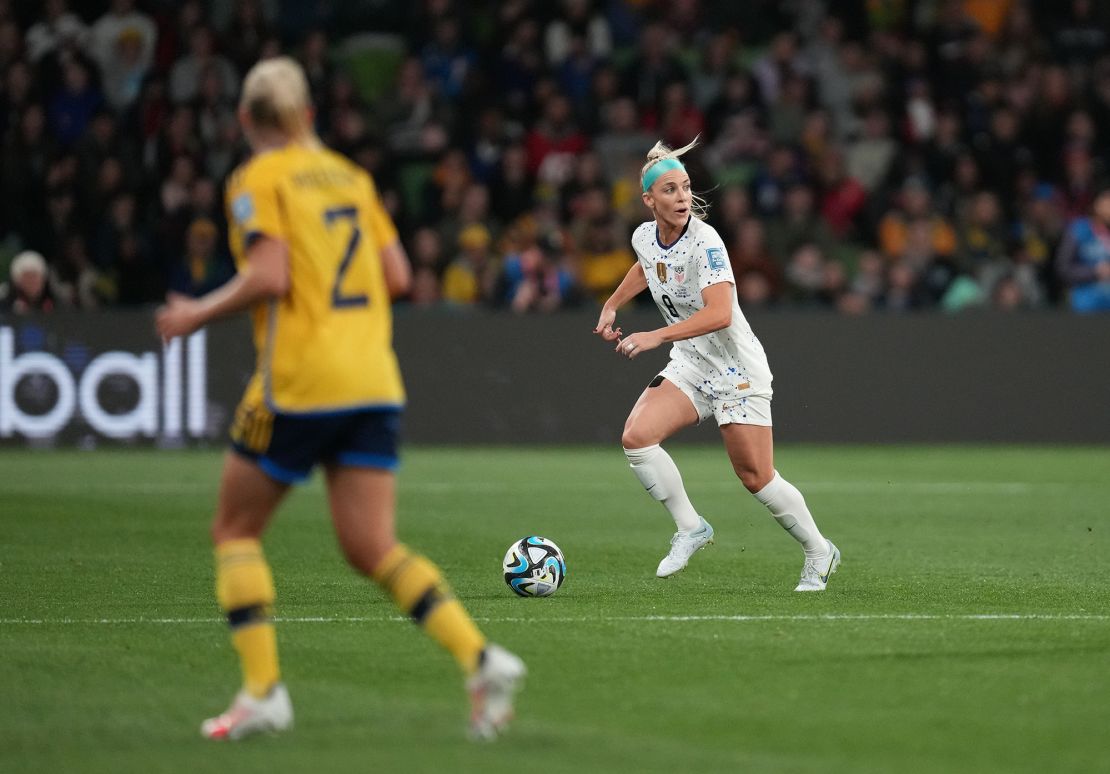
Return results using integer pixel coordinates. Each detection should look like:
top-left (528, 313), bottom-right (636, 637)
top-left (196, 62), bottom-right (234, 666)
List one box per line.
top-left (0, 479), bottom-right (1083, 495)
top-left (3, 613), bottom-right (1109, 624)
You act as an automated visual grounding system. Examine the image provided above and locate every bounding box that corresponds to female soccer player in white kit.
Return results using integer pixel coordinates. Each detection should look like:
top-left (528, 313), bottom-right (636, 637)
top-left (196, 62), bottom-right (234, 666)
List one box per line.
top-left (593, 139), bottom-right (840, 590)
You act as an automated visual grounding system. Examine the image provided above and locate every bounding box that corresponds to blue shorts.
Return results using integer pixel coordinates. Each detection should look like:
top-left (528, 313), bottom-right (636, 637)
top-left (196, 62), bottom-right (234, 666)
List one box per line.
top-left (231, 405), bottom-right (402, 484)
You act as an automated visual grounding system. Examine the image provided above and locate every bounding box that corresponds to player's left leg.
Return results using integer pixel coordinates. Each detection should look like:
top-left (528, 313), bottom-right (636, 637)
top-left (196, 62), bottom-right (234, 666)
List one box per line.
top-left (324, 464), bottom-right (525, 739)
top-left (202, 451), bottom-right (293, 740)
top-left (719, 423), bottom-right (840, 591)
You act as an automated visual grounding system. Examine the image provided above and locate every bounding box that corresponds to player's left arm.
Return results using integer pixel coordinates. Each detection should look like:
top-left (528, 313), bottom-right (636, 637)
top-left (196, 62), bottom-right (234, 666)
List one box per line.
top-left (156, 236), bottom-right (290, 340)
top-left (365, 174), bottom-right (412, 298)
top-left (616, 282), bottom-right (733, 359)
top-left (378, 239), bottom-right (413, 298)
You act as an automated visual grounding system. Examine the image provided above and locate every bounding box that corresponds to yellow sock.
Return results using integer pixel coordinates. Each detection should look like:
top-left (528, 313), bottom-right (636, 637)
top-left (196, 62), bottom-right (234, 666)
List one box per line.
top-left (215, 538), bottom-right (280, 698)
top-left (373, 544), bottom-right (486, 674)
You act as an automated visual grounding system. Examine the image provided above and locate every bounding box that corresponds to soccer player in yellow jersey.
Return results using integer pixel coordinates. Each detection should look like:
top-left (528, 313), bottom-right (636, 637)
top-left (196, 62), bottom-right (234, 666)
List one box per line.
top-left (156, 57), bottom-right (524, 741)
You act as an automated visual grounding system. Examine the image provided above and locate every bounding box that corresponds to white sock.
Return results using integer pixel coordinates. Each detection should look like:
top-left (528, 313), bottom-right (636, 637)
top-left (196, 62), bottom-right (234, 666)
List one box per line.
top-left (623, 445), bottom-right (702, 532)
top-left (753, 471), bottom-right (827, 559)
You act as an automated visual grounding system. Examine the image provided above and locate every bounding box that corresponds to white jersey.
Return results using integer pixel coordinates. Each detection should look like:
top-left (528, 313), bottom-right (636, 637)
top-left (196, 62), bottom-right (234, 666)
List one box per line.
top-left (631, 217), bottom-right (773, 400)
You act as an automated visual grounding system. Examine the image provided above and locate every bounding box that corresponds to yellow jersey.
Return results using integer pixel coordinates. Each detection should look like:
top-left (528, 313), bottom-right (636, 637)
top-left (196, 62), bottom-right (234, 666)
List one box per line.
top-left (226, 143), bottom-right (405, 413)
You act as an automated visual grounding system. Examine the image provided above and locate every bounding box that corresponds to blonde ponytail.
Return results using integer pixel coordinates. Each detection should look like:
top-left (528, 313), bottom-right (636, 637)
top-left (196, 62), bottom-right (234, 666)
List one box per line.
top-left (240, 57), bottom-right (318, 145)
top-left (640, 136), bottom-right (709, 220)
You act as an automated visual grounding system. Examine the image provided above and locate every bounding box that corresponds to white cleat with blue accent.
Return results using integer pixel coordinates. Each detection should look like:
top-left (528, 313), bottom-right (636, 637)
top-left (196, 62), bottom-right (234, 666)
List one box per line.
top-left (656, 519), bottom-right (715, 578)
top-left (795, 540), bottom-right (841, 591)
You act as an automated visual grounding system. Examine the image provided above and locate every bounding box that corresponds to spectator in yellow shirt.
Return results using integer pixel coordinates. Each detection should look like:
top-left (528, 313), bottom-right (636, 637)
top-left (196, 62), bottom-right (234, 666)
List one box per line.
top-left (441, 223), bottom-right (499, 305)
top-left (878, 178), bottom-right (957, 262)
top-left (578, 215), bottom-right (635, 305)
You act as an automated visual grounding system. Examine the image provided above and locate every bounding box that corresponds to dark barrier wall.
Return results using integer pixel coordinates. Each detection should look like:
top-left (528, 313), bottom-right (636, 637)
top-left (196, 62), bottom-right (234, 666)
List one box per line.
top-left (395, 309), bottom-right (1110, 444)
top-left (1, 310), bottom-right (1108, 446)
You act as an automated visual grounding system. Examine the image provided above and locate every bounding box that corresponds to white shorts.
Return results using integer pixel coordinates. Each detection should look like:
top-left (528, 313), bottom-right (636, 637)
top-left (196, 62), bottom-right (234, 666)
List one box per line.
top-left (658, 359), bottom-right (773, 427)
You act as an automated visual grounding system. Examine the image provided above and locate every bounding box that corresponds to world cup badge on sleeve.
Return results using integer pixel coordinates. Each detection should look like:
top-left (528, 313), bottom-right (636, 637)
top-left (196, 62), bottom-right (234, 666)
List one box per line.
top-left (656, 261), bottom-right (668, 283)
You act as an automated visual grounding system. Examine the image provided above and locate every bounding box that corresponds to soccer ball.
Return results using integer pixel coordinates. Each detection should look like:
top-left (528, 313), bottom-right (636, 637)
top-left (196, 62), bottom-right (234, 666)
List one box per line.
top-left (502, 536), bottom-right (566, 597)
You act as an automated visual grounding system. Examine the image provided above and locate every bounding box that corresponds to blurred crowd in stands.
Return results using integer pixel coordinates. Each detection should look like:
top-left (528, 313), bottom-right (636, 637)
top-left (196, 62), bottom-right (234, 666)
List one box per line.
top-left (2, 0), bottom-right (1110, 315)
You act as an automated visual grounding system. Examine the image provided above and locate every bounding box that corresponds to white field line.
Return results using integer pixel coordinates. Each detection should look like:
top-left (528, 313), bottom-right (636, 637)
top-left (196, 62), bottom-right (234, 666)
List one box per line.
top-left (0, 480), bottom-right (1064, 496)
top-left (1, 613), bottom-right (1107, 626)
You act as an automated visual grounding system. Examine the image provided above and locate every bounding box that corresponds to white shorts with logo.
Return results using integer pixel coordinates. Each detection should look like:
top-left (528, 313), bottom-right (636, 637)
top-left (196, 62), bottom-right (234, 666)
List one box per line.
top-left (658, 358), bottom-right (773, 427)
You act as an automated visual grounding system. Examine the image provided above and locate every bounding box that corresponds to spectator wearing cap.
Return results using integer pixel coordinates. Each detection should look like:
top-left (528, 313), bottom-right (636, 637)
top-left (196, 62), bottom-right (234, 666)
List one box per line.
top-left (168, 218), bottom-right (232, 298)
top-left (1056, 184), bottom-right (1110, 312)
top-left (1, 251), bottom-right (57, 313)
top-left (442, 224), bottom-right (499, 306)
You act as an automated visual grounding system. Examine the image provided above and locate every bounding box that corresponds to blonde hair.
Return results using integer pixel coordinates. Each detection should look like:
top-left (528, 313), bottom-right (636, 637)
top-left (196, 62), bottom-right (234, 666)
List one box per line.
top-left (640, 136), bottom-right (708, 220)
top-left (240, 57), bottom-right (318, 145)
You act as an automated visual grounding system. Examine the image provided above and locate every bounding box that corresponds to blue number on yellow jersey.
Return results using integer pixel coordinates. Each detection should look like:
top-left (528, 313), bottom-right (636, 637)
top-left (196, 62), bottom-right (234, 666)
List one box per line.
top-left (226, 144), bottom-right (405, 414)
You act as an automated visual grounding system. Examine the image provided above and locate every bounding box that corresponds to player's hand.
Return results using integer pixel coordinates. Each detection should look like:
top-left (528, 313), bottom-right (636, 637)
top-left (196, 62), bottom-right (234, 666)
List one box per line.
top-left (616, 330), bottom-right (663, 359)
top-left (156, 293), bottom-right (204, 341)
top-left (593, 306), bottom-right (622, 341)
top-left (1096, 261), bottom-right (1110, 281)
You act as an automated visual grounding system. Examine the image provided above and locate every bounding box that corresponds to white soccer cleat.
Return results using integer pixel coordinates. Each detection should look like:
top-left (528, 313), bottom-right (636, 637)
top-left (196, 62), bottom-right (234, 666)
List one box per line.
top-left (467, 643), bottom-right (526, 741)
top-left (656, 519), bottom-right (715, 578)
top-left (794, 540), bottom-right (841, 592)
top-left (200, 683), bottom-right (293, 740)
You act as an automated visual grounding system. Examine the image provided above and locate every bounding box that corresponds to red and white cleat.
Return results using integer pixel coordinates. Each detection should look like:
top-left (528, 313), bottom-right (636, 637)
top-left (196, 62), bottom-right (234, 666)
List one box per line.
top-left (201, 683), bottom-right (293, 740)
top-left (467, 644), bottom-right (526, 741)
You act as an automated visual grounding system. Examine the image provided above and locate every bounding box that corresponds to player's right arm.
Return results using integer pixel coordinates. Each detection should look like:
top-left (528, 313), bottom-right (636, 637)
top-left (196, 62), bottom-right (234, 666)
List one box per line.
top-left (593, 262), bottom-right (647, 342)
top-left (156, 236), bottom-right (289, 339)
top-left (158, 159), bottom-right (290, 340)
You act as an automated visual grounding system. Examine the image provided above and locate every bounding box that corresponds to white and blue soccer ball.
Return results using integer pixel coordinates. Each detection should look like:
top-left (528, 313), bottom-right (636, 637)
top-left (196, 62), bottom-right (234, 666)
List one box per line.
top-left (502, 536), bottom-right (566, 597)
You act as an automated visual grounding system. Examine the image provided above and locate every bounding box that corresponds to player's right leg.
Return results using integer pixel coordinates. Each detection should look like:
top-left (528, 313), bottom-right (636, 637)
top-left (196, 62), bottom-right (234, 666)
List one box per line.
top-left (201, 451), bottom-right (293, 740)
top-left (621, 374), bottom-right (712, 577)
top-left (324, 462), bottom-right (525, 740)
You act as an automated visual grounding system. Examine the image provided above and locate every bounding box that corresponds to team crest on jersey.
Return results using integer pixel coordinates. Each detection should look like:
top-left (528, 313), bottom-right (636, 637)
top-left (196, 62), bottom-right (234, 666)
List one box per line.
top-left (656, 262), bottom-right (667, 282)
top-left (232, 194), bottom-right (254, 225)
top-left (675, 267), bottom-right (686, 283)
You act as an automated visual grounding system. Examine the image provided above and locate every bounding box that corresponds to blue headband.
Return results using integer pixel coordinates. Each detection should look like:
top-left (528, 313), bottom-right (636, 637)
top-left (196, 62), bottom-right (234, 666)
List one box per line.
top-left (642, 158), bottom-right (686, 192)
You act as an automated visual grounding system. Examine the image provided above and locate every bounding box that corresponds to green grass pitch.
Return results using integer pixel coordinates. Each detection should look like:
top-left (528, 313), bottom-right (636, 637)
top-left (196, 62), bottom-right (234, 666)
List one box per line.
top-left (2, 445), bottom-right (1108, 773)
